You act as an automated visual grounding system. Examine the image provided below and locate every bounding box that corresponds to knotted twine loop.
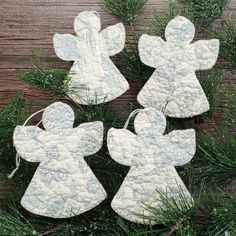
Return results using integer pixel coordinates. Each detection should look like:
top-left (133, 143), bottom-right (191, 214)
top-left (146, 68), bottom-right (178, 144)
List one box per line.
top-left (8, 108), bottom-right (45, 179)
top-left (123, 109), bottom-right (142, 129)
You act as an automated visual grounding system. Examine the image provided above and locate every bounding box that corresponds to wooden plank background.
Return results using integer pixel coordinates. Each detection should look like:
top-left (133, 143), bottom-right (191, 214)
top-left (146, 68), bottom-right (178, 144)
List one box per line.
top-left (0, 1), bottom-right (235, 196)
top-left (0, 0), bottom-right (235, 109)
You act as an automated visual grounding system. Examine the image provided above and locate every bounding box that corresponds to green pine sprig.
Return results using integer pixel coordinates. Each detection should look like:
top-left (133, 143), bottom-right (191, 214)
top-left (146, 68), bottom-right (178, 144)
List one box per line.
top-left (19, 62), bottom-right (69, 98)
top-left (101, 0), bottom-right (147, 49)
top-left (0, 96), bottom-right (28, 165)
top-left (151, 1), bottom-right (186, 38)
top-left (177, 0), bottom-right (230, 22)
top-left (199, 189), bottom-right (236, 236)
top-left (113, 186), bottom-right (236, 236)
top-left (221, 85), bottom-right (236, 130)
top-left (101, 0), bottom-right (147, 24)
top-left (118, 49), bottom-right (154, 83)
top-left (189, 131), bottom-right (236, 186)
top-left (0, 204), bottom-right (38, 236)
top-left (210, 20), bottom-right (236, 67)
top-left (199, 68), bottom-right (227, 116)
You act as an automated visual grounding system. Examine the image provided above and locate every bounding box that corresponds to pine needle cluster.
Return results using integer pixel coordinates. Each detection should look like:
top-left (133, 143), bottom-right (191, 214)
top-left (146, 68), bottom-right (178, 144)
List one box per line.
top-left (151, 1), bottom-right (185, 38)
top-left (178, 0), bottom-right (230, 22)
top-left (210, 21), bottom-right (236, 67)
top-left (101, 0), bottom-right (147, 23)
top-left (118, 49), bottom-right (154, 82)
top-left (19, 62), bottom-right (69, 97)
top-left (0, 97), bottom-right (28, 166)
top-left (191, 132), bottom-right (236, 186)
top-left (198, 68), bottom-right (227, 116)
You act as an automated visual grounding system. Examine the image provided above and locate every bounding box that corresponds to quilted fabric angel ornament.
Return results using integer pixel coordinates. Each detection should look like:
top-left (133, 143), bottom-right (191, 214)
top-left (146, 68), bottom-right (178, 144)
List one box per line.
top-left (138, 16), bottom-right (220, 118)
top-left (53, 11), bottom-right (129, 105)
top-left (107, 108), bottom-right (196, 224)
top-left (12, 102), bottom-right (106, 218)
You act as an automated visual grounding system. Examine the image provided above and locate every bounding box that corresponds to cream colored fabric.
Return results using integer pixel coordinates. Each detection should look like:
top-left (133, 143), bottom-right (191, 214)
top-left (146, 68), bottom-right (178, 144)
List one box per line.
top-left (13, 102), bottom-right (106, 218)
top-left (138, 16), bottom-right (219, 118)
top-left (53, 11), bottom-right (129, 105)
top-left (108, 108), bottom-right (196, 224)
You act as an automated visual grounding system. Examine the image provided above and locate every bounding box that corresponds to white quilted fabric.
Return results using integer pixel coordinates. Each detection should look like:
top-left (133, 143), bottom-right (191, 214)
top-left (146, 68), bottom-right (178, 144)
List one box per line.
top-left (138, 16), bottom-right (220, 118)
top-left (53, 11), bottom-right (129, 105)
top-left (13, 102), bottom-right (106, 218)
top-left (107, 108), bottom-right (196, 224)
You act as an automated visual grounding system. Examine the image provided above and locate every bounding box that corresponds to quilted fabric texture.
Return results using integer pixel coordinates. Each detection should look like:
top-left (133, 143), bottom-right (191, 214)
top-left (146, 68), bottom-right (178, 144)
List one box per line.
top-left (107, 108), bottom-right (196, 224)
top-left (138, 16), bottom-right (220, 118)
top-left (53, 11), bottom-right (129, 105)
top-left (13, 102), bottom-right (106, 218)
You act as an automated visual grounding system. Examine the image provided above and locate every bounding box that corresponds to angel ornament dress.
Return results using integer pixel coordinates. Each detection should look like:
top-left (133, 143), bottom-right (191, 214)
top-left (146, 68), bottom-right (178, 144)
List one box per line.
top-left (108, 108), bottom-right (196, 224)
top-left (13, 102), bottom-right (106, 218)
top-left (53, 11), bottom-right (129, 105)
top-left (138, 16), bottom-right (220, 118)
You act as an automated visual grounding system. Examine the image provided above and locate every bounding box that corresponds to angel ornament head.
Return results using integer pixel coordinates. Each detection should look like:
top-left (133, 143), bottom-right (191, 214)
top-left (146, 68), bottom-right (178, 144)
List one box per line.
top-left (138, 16), bottom-right (220, 118)
top-left (108, 108), bottom-right (196, 224)
top-left (53, 11), bottom-right (129, 105)
top-left (13, 102), bottom-right (106, 218)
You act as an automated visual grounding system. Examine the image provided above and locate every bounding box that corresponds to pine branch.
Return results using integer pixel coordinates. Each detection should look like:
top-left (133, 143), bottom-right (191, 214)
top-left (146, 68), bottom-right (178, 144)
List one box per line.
top-left (210, 20), bottom-right (236, 67)
top-left (101, 0), bottom-right (147, 24)
top-left (112, 217), bottom-right (158, 236)
top-left (101, 0), bottom-right (147, 50)
top-left (177, 0), bottom-right (230, 22)
top-left (0, 205), bottom-right (38, 236)
top-left (198, 68), bottom-right (227, 117)
top-left (200, 190), bottom-right (236, 236)
top-left (0, 187), bottom-right (235, 236)
top-left (118, 49), bottom-right (154, 83)
top-left (220, 85), bottom-right (236, 131)
top-left (190, 131), bottom-right (236, 186)
top-left (72, 103), bottom-right (125, 134)
top-left (19, 62), bottom-right (69, 97)
top-left (151, 1), bottom-right (186, 38)
top-left (147, 187), bottom-right (196, 225)
top-left (0, 96), bottom-right (27, 141)
top-left (113, 186), bottom-right (197, 235)
top-left (0, 96), bottom-right (28, 165)
top-left (40, 227), bottom-right (62, 236)
top-left (138, 186), bottom-right (236, 235)
top-left (0, 97), bottom-right (38, 189)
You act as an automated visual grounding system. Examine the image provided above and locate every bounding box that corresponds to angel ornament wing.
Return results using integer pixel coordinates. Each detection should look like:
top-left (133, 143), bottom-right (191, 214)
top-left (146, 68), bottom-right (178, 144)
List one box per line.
top-left (53, 11), bottom-right (129, 105)
top-left (138, 16), bottom-right (220, 118)
top-left (107, 108), bottom-right (196, 224)
top-left (13, 102), bottom-right (106, 218)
